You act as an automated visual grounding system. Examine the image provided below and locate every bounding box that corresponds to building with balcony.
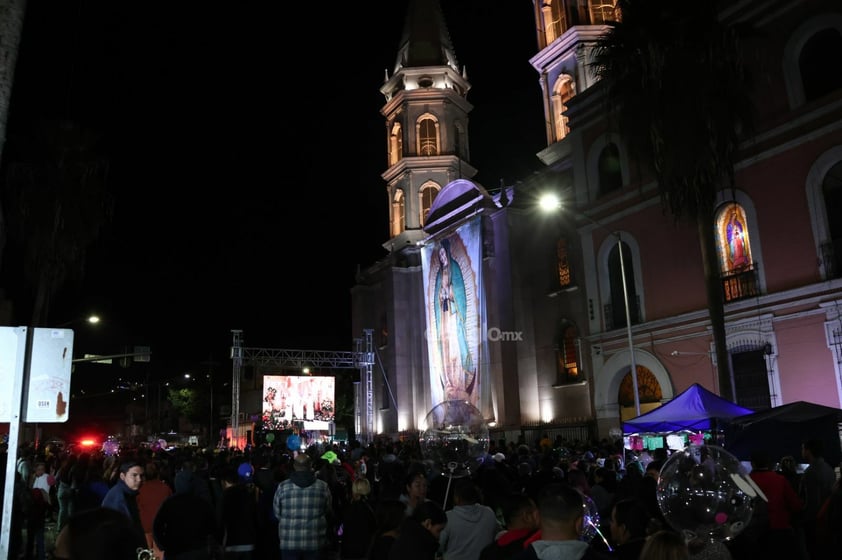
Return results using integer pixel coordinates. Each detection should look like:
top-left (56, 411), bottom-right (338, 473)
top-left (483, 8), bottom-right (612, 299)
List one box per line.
top-left (351, 0), bottom-right (842, 442)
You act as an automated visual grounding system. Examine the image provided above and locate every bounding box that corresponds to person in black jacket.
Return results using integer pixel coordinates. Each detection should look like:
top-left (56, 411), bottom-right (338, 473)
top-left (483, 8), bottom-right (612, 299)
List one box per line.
top-left (153, 465), bottom-right (222, 560)
top-left (218, 463), bottom-right (258, 559)
top-left (387, 500), bottom-right (447, 560)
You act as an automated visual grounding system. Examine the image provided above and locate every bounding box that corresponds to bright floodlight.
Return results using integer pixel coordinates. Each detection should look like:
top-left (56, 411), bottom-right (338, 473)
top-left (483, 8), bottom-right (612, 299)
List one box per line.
top-left (538, 193), bottom-right (561, 212)
top-left (87, 315), bottom-right (101, 325)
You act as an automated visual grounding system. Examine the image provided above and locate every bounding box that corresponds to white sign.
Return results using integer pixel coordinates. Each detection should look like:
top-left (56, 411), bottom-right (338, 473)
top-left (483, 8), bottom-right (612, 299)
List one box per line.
top-left (24, 328), bottom-right (74, 423)
top-left (0, 327), bottom-right (27, 422)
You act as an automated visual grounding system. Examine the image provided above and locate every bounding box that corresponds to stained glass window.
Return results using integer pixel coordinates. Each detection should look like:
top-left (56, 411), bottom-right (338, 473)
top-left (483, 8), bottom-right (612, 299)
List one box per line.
top-left (716, 203), bottom-right (752, 273)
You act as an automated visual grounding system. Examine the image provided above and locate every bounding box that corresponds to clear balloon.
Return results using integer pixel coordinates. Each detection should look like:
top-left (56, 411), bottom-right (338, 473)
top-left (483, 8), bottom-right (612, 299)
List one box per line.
top-left (420, 400), bottom-right (489, 477)
top-left (581, 493), bottom-right (605, 545)
top-left (657, 445), bottom-right (761, 543)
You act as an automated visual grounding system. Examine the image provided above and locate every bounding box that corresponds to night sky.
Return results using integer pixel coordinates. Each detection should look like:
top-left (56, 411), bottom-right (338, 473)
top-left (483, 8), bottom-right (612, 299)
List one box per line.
top-left (1, 1), bottom-right (546, 375)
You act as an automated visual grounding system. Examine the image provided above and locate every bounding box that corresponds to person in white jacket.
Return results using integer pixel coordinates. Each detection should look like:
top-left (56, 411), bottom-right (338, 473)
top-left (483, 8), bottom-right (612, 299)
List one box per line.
top-left (440, 479), bottom-right (502, 560)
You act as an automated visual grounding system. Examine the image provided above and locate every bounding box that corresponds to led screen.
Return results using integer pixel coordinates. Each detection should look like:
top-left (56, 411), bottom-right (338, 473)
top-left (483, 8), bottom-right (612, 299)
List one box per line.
top-left (262, 375), bottom-right (335, 430)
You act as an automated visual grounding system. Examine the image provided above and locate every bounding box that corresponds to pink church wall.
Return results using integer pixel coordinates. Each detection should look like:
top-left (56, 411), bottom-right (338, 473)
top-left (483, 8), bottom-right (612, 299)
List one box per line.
top-left (775, 314), bottom-right (839, 407)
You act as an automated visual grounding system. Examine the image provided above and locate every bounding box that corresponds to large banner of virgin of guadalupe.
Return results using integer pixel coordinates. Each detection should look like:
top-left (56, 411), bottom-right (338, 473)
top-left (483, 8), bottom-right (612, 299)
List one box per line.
top-left (421, 217), bottom-right (484, 410)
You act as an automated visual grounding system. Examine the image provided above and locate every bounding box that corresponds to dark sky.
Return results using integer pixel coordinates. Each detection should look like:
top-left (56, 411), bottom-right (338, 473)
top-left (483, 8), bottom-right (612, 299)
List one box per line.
top-left (2, 1), bottom-right (545, 374)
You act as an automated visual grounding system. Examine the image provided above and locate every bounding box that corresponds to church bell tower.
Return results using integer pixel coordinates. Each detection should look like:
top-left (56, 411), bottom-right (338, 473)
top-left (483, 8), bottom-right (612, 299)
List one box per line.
top-left (380, 0), bottom-right (476, 252)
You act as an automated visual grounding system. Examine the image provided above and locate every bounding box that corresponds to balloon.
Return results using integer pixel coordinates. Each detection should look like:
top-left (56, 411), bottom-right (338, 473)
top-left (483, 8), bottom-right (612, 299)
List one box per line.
top-left (286, 434), bottom-right (301, 451)
top-left (265, 432), bottom-right (275, 443)
top-left (581, 493), bottom-right (604, 545)
top-left (657, 445), bottom-right (760, 543)
top-left (237, 462), bottom-right (254, 481)
top-left (420, 400), bottom-right (489, 477)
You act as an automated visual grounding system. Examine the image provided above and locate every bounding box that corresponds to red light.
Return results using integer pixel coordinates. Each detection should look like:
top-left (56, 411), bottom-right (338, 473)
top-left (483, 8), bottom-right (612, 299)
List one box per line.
top-left (79, 438), bottom-right (97, 447)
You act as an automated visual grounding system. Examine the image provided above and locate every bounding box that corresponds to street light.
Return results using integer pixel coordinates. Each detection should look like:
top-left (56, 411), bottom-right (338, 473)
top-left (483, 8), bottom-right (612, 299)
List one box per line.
top-left (539, 193), bottom-right (641, 416)
top-left (58, 314), bottom-right (101, 328)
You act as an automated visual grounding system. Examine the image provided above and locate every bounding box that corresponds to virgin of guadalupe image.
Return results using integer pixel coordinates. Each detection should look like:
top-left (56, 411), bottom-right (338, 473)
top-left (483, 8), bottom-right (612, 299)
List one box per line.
top-left (726, 209), bottom-right (750, 269)
top-left (434, 238), bottom-right (476, 402)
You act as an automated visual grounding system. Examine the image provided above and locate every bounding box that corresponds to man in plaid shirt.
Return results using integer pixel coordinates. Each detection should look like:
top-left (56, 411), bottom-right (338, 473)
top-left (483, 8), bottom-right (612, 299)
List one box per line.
top-left (274, 453), bottom-right (333, 560)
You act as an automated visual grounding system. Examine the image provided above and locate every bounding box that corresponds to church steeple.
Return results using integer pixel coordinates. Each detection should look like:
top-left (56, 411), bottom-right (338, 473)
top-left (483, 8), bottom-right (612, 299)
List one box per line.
top-left (392, 0), bottom-right (460, 76)
top-left (380, 0), bottom-right (477, 251)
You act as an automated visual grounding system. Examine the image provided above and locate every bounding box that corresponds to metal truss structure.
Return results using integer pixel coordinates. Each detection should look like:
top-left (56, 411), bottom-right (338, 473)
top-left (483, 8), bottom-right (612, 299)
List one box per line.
top-left (229, 329), bottom-right (376, 442)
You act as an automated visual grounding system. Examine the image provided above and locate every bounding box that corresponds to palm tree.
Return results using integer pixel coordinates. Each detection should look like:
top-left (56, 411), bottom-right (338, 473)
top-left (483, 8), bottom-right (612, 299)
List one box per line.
top-left (3, 118), bottom-right (113, 326)
top-left (591, 0), bottom-right (755, 401)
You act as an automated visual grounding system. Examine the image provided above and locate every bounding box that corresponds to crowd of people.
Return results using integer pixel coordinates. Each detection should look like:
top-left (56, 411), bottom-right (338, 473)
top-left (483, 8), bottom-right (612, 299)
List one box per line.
top-left (0, 433), bottom-right (839, 560)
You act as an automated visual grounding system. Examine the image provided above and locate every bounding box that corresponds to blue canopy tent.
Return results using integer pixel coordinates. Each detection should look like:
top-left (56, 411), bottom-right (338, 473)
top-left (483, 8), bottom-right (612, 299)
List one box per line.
top-left (622, 383), bottom-right (754, 434)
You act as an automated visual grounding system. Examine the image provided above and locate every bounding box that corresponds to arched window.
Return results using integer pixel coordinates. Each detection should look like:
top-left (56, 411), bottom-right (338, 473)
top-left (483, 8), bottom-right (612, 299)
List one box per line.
top-left (589, 0), bottom-right (617, 25)
top-left (391, 189), bottom-right (406, 237)
top-left (618, 366), bottom-right (662, 407)
top-left (598, 143), bottom-right (623, 195)
top-left (552, 75), bottom-right (575, 142)
top-left (821, 161), bottom-right (842, 277)
top-left (388, 121), bottom-right (403, 167)
top-left (783, 15), bottom-right (842, 108)
top-left (541, 0), bottom-right (566, 46)
top-left (419, 182), bottom-right (441, 226)
top-left (608, 240), bottom-right (639, 329)
top-left (417, 116), bottom-right (439, 156)
top-left (716, 203), bottom-right (753, 273)
top-left (800, 28), bottom-right (842, 103)
top-left (715, 203), bottom-right (760, 302)
top-left (554, 323), bottom-right (581, 384)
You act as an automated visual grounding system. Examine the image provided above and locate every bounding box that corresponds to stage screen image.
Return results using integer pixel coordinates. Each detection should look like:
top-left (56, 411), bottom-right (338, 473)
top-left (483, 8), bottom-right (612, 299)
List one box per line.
top-left (262, 375), bottom-right (335, 430)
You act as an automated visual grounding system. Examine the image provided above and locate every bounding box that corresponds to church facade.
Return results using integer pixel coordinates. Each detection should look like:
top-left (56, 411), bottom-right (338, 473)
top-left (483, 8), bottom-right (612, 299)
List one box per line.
top-left (351, 0), bottom-right (842, 443)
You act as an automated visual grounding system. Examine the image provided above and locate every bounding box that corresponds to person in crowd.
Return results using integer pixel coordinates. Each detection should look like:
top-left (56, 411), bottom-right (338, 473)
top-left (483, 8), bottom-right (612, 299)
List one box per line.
top-left (75, 460), bottom-right (110, 511)
top-left (440, 478), bottom-right (502, 560)
top-left (777, 455), bottom-right (802, 495)
top-left (55, 453), bottom-right (79, 531)
top-left (816, 476), bottom-right (842, 555)
top-left (340, 477), bottom-right (378, 560)
top-left (614, 461), bottom-right (644, 505)
top-left (369, 499), bottom-right (406, 560)
top-left (388, 500), bottom-right (448, 560)
top-left (743, 449), bottom-right (803, 557)
top-left (52, 507), bottom-right (148, 560)
top-left (253, 452), bottom-right (283, 560)
top-left (218, 462), bottom-right (259, 559)
top-left (685, 537), bottom-right (732, 560)
top-left (31, 461), bottom-right (56, 511)
top-left (273, 452), bottom-right (333, 560)
top-left (589, 467), bottom-right (616, 532)
top-left (799, 438), bottom-right (836, 560)
top-left (100, 459), bottom-right (148, 552)
top-left (137, 459), bottom-right (173, 559)
top-left (640, 460), bottom-right (666, 533)
top-left (513, 483), bottom-right (611, 560)
top-left (608, 497), bottom-right (650, 560)
top-left (400, 469), bottom-right (430, 516)
top-left (638, 530), bottom-right (688, 560)
top-left (525, 454), bottom-right (564, 503)
top-left (153, 461), bottom-right (222, 560)
top-left (479, 492), bottom-right (539, 560)
top-left (174, 459), bottom-right (213, 505)
top-left (24, 471), bottom-right (50, 560)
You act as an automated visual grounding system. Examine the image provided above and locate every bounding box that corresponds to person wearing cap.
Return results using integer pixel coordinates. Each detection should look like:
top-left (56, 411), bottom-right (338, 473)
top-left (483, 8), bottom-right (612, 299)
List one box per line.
top-left (219, 462), bottom-right (259, 559)
top-left (100, 459), bottom-right (148, 551)
top-left (273, 452), bottom-right (333, 560)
